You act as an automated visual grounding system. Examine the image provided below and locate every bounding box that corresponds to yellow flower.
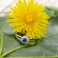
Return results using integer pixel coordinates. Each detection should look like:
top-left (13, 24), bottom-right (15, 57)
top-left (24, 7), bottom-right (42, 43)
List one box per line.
top-left (7, 0), bottom-right (50, 39)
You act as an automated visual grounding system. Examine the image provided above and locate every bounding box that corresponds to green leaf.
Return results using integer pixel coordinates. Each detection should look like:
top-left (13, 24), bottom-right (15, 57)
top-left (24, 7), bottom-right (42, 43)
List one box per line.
top-left (44, 7), bottom-right (55, 17)
top-left (4, 56), bottom-right (58, 58)
top-left (0, 16), bottom-right (58, 58)
top-left (46, 6), bottom-right (58, 16)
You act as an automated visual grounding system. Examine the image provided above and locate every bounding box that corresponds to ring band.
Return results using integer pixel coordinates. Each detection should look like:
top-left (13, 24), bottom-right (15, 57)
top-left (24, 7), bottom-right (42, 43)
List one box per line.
top-left (15, 33), bottom-right (29, 44)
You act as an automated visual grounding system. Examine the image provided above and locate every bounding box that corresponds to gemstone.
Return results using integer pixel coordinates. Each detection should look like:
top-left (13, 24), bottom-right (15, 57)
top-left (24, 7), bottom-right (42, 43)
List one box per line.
top-left (21, 36), bottom-right (29, 44)
top-left (22, 38), bottom-right (27, 43)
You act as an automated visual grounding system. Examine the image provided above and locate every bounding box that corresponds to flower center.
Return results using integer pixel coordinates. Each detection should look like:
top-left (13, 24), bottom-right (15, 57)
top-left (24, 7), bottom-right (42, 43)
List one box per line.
top-left (25, 15), bottom-right (34, 24)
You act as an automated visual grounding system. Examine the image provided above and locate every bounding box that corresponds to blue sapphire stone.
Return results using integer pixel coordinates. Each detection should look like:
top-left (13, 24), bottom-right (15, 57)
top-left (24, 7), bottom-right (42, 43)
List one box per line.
top-left (22, 38), bottom-right (27, 43)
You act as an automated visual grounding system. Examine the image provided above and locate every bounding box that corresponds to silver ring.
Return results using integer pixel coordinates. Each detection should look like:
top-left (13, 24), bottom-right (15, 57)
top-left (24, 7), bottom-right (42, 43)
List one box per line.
top-left (15, 33), bottom-right (29, 44)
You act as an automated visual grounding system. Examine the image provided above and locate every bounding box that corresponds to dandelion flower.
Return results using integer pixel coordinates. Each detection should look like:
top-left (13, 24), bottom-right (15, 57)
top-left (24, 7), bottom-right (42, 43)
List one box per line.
top-left (7, 0), bottom-right (50, 39)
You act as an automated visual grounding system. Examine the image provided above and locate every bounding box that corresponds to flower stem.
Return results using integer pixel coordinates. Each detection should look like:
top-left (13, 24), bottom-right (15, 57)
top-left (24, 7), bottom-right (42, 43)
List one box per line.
top-left (2, 45), bottom-right (27, 57)
top-left (0, 21), bottom-right (6, 55)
